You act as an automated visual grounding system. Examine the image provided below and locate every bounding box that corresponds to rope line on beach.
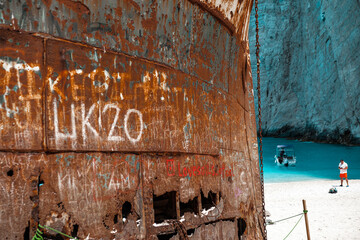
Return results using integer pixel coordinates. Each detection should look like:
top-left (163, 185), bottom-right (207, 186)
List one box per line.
top-left (266, 210), bottom-right (308, 239)
top-left (283, 214), bottom-right (304, 240)
top-left (267, 212), bottom-right (303, 225)
top-left (32, 224), bottom-right (77, 240)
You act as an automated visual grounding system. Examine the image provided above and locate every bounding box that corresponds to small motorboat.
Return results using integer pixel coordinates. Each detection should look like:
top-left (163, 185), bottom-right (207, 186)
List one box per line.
top-left (274, 145), bottom-right (296, 167)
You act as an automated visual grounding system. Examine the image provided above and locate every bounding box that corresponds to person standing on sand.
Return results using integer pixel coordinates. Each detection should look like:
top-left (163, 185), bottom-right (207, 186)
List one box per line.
top-left (338, 159), bottom-right (349, 187)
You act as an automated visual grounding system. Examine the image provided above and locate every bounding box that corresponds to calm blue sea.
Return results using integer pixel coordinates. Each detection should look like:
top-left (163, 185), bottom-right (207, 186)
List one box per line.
top-left (261, 137), bottom-right (360, 183)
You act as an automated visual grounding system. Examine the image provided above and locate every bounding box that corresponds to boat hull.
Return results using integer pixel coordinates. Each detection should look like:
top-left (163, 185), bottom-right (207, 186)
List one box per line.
top-left (275, 156), bottom-right (297, 167)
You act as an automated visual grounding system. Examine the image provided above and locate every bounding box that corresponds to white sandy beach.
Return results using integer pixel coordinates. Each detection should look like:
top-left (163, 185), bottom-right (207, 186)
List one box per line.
top-left (264, 179), bottom-right (360, 240)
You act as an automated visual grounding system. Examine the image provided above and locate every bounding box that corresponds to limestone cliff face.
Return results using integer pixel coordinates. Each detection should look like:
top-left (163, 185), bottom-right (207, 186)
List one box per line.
top-left (249, 0), bottom-right (360, 144)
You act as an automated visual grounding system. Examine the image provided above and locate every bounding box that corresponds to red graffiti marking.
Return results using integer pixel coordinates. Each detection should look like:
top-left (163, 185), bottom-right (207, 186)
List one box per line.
top-left (166, 159), bottom-right (232, 178)
top-left (166, 159), bottom-right (176, 176)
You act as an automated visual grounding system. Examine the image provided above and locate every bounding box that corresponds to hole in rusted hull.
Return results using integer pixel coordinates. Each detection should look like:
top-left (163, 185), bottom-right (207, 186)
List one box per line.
top-left (37, 174), bottom-right (44, 194)
top-left (237, 218), bottom-right (247, 237)
top-left (157, 232), bottom-right (177, 240)
top-left (153, 191), bottom-right (177, 223)
top-left (180, 197), bottom-right (199, 216)
top-left (187, 228), bottom-right (195, 237)
top-left (7, 169), bottom-right (13, 176)
top-left (113, 214), bottom-right (119, 224)
top-left (47, 234), bottom-right (66, 239)
top-left (122, 201), bottom-right (132, 219)
top-left (71, 224), bottom-right (79, 238)
top-left (23, 221), bottom-right (30, 240)
top-left (38, 180), bottom-right (44, 187)
top-left (201, 189), bottom-right (216, 210)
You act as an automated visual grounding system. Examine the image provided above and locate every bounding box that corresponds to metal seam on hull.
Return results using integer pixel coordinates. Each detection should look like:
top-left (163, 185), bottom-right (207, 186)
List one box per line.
top-left (20, 28), bottom-right (241, 102)
top-left (0, 149), bottom-right (221, 157)
top-left (153, 217), bottom-right (237, 235)
top-left (0, 26), bottom-right (245, 102)
top-left (187, 0), bottom-right (235, 35)
top-left (0, 26), bottom-right (250, 152)
top-left (42, 38), bottom-right (48, 151)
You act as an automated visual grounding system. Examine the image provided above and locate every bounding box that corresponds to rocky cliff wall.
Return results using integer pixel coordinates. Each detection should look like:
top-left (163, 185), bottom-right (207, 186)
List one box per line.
top-left (249, 0), bottom-right (360, 144)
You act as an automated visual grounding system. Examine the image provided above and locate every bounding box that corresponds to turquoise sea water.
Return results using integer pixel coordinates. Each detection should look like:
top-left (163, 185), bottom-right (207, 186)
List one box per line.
top-left (261, 137), bottom-right (360, 183)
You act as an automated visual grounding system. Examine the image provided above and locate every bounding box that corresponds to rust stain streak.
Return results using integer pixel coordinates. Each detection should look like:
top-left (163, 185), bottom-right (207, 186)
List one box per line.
top-left (42, 38), bottom-right (48, 151)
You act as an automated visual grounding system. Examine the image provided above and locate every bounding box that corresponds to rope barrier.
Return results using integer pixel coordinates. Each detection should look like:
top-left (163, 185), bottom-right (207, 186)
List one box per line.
top-left (266, 213), bottom-right (304, 225)
top-left (266, 210), bottom-right (308, 240)
top-left (32, 224), bottom-right (77, 240)
top-left (283, 214), bottom-right (304, 240)
top-left (32, 228), bottom-right (43, 240)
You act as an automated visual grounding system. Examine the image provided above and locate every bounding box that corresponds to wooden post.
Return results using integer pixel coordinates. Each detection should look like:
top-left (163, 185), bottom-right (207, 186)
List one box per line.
top-left (302, 199), bottom-right (311, 240)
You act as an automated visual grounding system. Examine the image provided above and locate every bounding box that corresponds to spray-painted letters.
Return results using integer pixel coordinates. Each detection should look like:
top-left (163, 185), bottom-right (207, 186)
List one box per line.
top-left (53, 101), bottom-right (143, 144)
top-left (166, 159), bottom-right (233, 178)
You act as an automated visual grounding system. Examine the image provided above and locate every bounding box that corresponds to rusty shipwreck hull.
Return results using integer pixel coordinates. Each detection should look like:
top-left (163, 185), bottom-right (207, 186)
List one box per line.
top-left (0, 0), bottom-right (264, 239)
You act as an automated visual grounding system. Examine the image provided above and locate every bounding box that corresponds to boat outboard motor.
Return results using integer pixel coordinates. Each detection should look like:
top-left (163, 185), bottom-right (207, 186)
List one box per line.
top-left (284, 159), bottom-right (289, 167)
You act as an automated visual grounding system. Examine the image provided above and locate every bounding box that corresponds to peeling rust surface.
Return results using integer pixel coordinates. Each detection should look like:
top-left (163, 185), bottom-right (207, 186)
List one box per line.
top-left (0, 0), bottom-right (264, 239)
top-left (0, 30), bottom-right (44, 150)
top-left (0, 153), bottom-right (41, 239)
top-left (45, 38), bottom-right (222, 153)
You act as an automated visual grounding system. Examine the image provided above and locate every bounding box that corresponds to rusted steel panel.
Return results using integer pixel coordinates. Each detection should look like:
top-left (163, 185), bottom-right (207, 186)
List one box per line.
top-left (39, 153), bottom-right (141, 239)
top-left (45, 38), bottom-right (224, 153)
top-left (0, 0), bottom-right (246, 79)
top-left (228, 40), bottom-right (247, 108)
top-left (0, 31), bottom-right (234, 153)
top-left (229, 100), bottom-right (246, 152)
top-left (0, 0), bottom-right (265, 239)
top-left (36, 152), bottom-right (238, 239)
top-left (190, 0), bottom-right (254, 37)
top-left (220, 151), bottom-right (247, 215)
top-left (191, 9), bottom-right (231, 92)
top-left (145, 154), bottom-right (235, 236)
top-left (213, 90), bottom-right (232, 150)
top-left (242, 47), bottom-right (265, 239)
top-left (189, 79), bottom-right (219, 153)
top-left (201, 220), bottom-right (237, 239)
top-left (0, 29), bottom-right (44, 150)
top-left (0, 0), bottom-right (193, 72)
top-left (151, 155), bottom-right (224, 202)
top-left (0, 151), bottom-right (255, 239)
top-left (221, 151), bottom-right (263, 239)
top-left (161, 220), bottom-right (237, 239)
top-left (0, 152), bottom-right (42, 239)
